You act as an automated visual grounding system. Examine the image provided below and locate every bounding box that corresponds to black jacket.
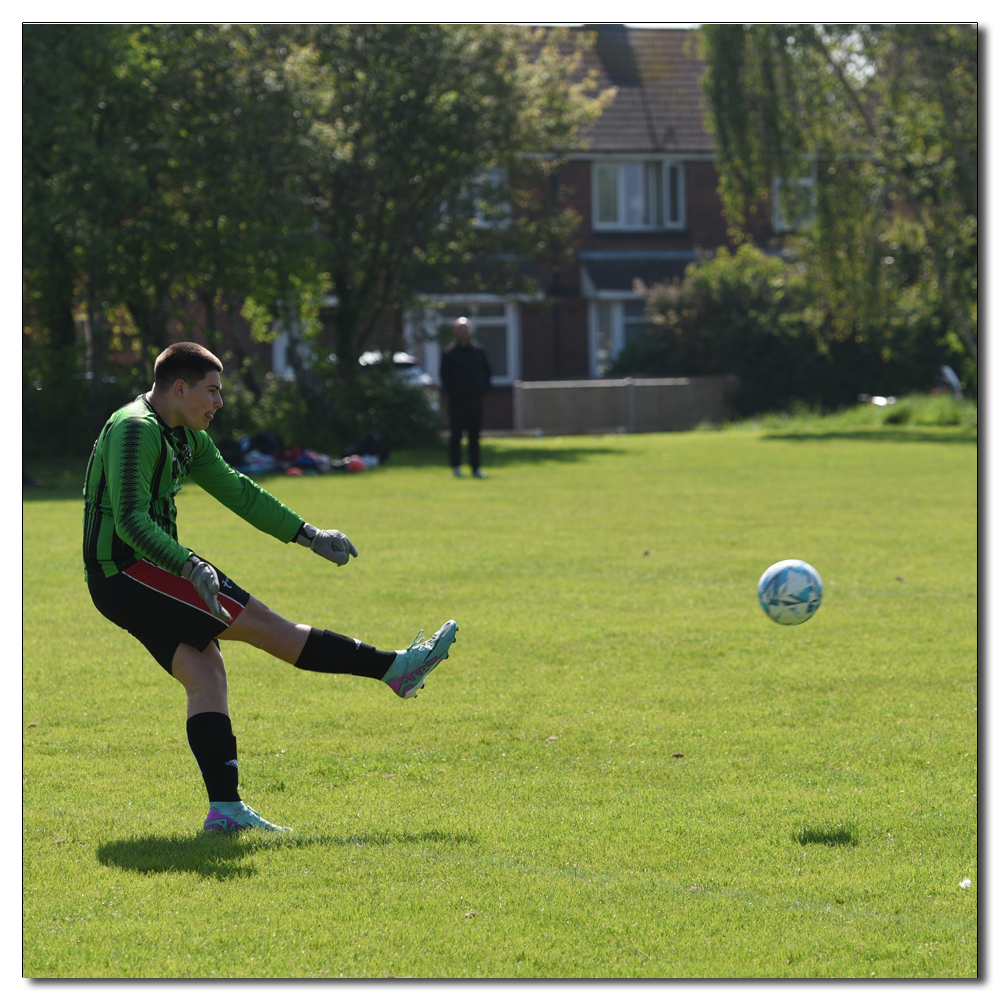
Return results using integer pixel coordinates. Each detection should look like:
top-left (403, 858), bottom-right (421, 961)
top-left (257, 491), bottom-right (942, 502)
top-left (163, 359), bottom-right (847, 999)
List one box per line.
top-left (440, 341), bottom-right (493, 401)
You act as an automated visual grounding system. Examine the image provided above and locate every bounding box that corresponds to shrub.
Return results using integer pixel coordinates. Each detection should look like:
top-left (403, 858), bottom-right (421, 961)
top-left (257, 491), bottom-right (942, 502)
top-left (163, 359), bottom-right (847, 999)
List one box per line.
top-left (207, 364), bottom-right (442, 455)
top-left (23, 345), bottom-right (135, 459)
top-left (882, 403), bottom-right (913, 425)
top-left (608, 244), bottom-right (972, 417)
top-left (881, 394), bottom-right (976, 428)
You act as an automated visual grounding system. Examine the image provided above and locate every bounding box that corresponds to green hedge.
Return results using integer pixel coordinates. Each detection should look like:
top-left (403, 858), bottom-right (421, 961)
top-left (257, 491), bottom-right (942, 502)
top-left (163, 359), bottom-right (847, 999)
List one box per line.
top-left (608, 245), bottom-right (973, 416)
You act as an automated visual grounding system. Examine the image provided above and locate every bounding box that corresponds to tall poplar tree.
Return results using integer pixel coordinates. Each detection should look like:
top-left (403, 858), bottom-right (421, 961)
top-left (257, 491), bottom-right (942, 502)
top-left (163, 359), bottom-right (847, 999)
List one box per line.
top-left (701, 24), bottom-right (977, 378)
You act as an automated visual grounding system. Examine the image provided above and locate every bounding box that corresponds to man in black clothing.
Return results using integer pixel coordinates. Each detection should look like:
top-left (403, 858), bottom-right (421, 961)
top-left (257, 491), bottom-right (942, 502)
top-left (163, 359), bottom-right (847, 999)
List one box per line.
top-left (440, 317), bottom-right (492, 478)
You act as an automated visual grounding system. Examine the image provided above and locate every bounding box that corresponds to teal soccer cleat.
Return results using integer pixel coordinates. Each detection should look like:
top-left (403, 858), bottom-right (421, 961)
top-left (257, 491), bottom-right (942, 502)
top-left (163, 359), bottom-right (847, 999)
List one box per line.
top-left (382, 620), bottom-right (458, 699)
top-left (204, 801), bottom-right (292, 833)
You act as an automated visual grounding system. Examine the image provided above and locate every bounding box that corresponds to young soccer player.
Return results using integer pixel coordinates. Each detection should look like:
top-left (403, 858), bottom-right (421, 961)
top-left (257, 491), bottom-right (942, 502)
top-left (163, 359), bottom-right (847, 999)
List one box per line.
top-left (83, 342), bottom-right (458, 833)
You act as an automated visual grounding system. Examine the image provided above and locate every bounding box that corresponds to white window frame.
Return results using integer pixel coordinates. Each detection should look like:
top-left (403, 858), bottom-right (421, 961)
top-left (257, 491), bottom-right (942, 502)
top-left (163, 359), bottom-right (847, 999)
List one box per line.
top-left (404, 295), bottom-right (521, 387)
top-left (772, 165), bottom-right (818, 232)
top-left (592, 158), bottom-right (686, 232)
top-left (588, 296), bottom-right (648, 377)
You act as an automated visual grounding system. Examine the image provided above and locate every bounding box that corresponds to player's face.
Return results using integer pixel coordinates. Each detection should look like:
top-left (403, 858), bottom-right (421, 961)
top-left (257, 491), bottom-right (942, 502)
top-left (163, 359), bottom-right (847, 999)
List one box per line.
top-left (177, 373), bottom-right (223, 430)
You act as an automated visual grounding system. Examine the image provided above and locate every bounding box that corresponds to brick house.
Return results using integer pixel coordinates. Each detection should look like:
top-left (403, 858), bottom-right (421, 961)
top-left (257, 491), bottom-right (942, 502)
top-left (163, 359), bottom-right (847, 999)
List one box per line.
top-left (404, 25), bottom-right (748, 430)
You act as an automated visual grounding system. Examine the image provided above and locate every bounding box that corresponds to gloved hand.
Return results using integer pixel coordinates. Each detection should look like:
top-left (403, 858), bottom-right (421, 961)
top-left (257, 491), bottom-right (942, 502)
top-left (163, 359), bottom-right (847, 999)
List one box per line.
top-left (180, 555), bottom-right (232, 622)
top-left (296, 522), bottom-right (359, 566)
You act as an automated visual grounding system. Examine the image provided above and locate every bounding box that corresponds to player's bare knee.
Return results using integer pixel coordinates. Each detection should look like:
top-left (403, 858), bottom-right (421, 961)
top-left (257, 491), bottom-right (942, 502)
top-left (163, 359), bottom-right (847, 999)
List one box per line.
top-left (172, 642), bottom-right (227, 694)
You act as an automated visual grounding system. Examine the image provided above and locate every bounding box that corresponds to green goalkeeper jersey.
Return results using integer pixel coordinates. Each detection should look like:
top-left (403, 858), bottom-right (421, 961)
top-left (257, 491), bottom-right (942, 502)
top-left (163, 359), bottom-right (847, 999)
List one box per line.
top-left (83, 394), bottom-right (304, 581)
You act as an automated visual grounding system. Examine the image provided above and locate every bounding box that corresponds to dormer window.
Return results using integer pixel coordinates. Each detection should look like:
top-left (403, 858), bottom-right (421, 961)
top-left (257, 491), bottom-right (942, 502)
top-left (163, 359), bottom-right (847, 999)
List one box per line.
top-left (593, 159), bottom-right (685, 231)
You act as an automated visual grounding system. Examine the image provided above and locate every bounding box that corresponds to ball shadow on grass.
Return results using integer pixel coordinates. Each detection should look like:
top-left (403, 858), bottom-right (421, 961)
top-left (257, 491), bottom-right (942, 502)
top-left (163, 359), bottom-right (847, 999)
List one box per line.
top-left (794, 823), bottom-right (860, 848)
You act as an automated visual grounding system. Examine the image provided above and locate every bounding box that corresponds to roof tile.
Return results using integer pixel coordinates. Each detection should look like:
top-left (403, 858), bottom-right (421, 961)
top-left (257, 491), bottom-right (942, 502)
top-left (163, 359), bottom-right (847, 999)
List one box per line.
top-left (571, 26), bottom-right (713, 154)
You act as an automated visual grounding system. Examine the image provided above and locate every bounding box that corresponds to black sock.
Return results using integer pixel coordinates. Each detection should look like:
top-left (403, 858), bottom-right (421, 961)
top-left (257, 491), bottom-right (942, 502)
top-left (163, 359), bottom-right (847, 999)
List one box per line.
top-left (186, 712), bottom-right (240, 803)
top-left (295, 627), bottom-right (397, 680)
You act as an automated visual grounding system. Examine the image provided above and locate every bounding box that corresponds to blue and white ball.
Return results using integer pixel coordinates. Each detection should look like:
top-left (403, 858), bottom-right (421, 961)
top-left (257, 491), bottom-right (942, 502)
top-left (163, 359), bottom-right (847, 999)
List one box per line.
top-left (757, 560), bottom-right (823, 625)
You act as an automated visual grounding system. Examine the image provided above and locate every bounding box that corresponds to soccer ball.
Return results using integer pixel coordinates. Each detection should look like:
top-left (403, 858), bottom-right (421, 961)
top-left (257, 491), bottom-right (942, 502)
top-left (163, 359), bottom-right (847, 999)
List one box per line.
top-left (757, 560), bottom-right (823, 625)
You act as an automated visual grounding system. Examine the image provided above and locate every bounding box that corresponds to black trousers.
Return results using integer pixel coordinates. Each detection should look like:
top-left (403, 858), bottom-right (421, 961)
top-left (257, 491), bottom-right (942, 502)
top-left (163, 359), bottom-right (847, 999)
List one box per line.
top-left (448, 396), bottom-right (483, 470)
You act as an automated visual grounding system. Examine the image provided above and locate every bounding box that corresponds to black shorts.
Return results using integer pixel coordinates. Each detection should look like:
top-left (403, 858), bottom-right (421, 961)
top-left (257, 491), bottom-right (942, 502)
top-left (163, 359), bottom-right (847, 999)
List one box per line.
top-left (88, 558), bottom-right (251, 673)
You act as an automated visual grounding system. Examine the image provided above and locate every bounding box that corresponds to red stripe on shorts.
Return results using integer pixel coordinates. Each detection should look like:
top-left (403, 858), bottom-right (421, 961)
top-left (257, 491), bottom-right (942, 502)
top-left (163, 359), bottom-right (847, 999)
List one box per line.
top-left (123, 559), bottom-right (246, 622)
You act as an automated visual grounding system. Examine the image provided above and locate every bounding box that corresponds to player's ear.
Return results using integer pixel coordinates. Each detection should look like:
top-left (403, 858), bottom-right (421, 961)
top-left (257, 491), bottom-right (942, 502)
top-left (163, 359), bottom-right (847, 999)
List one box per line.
top-left (173, 378), bottom-right (188, 396)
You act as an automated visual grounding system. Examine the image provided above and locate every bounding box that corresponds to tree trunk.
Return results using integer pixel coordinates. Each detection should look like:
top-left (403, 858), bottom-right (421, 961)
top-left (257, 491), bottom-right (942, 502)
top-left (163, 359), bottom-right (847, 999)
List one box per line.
top-left (281, 302), bottom-right (338, 424)
top-left (86, 294), bottom-right (111, 431)
top-left (127, 292), bottom-right (170, 386)
top-left (199, 288), bottom-right (222, 353)
top-left (334, 303), bottom-right (361, 381)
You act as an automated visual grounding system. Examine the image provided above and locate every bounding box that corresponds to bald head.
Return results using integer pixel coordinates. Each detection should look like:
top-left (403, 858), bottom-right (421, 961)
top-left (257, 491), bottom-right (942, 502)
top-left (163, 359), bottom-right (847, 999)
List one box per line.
top-left (452, 317), bottom-right (471, 346)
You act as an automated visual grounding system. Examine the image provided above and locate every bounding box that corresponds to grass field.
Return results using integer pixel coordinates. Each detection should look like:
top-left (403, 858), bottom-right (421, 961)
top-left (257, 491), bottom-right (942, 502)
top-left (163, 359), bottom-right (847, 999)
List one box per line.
top-left (22, 416), bottom-right (978, 978)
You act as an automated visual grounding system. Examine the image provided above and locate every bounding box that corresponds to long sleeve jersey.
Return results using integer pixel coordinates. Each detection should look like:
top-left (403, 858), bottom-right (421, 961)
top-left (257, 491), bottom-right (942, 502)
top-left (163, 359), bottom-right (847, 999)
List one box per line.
top-left (83, 394), bottom-right (304, 581)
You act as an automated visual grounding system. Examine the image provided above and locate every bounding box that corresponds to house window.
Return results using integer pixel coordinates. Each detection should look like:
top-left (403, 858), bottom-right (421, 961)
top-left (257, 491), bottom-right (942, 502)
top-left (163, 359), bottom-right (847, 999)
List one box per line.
top-left (593, 160), bottom-right (685, 230)
top-left (438, 166), bottom-right (510, 228)
top-left (472, 166), bottom-right (510, 228)
top-left (772, 170), bottom-right (817, 231)
top-left (591, 300), bottom-right (649, 376)
top-left (406, 299), bottom-right (520, 386)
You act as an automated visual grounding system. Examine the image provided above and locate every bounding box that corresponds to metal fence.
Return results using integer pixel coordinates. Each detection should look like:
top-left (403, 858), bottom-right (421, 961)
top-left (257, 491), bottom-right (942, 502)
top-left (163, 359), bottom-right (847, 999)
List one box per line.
top-left (512, 375), bottom-right (736, 434)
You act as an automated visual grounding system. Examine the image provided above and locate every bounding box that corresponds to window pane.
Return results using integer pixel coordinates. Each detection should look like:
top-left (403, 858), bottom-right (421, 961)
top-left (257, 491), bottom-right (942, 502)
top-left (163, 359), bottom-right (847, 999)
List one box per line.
top-left (595, 303), bottom-right (614, 376)
top-left (596, 165), bottom-right (618, 224)
top-left (622, 163), bottom-right (644, 226)
top-left (476, 304), bottom-right (506, 318)
top-left (623, 300), bottom-right (646, 346)
top-left (476, 324), bottom-right (508, 377)
top-left (645, 162), bottom-right (663, 226)
top-left (474, 165), bottom-right (510, 227)
top-left (441, 304), bottom-right (469, 318)
top-left (668, 164), bottom-right (680, 224)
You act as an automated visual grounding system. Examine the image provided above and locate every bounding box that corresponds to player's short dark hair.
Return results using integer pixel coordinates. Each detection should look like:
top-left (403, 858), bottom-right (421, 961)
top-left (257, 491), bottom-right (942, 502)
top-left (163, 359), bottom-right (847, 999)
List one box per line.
top-left (153, 343), bottom-right (223, 390)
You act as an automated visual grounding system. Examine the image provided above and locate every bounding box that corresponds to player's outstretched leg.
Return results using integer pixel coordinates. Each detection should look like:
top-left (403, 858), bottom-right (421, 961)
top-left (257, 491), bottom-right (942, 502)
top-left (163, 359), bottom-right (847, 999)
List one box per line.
top-left (225, 599), bottom-right (459, 699)
top-left (381, 620), bottom-right (459, 699)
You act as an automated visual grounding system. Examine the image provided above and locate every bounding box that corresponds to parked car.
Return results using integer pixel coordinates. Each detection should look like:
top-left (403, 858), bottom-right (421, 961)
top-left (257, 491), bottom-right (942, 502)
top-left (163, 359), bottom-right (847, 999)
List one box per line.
top-left (358, 350), bottom-right (440, 408)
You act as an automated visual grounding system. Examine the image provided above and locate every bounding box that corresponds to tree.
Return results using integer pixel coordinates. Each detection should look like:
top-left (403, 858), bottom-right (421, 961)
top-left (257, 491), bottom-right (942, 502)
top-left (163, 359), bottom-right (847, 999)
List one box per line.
top-left (23, 24), bottom-right (162, 439)
top-left (700, 24), bottom-right (978, 385)
top-left (255, 24), bottom-right (610, 401)
top-left (23, 25), bottom-right (611, 448)
top-left (23, 25), bottom-right (312, 428)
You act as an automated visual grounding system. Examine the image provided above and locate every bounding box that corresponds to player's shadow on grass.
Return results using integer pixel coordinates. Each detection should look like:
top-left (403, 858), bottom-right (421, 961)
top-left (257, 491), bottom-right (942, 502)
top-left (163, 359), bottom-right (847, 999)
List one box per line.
top-left (96, 829), bottom-right (474, 881)
top-left (763, 428), bottom-right (976, 444)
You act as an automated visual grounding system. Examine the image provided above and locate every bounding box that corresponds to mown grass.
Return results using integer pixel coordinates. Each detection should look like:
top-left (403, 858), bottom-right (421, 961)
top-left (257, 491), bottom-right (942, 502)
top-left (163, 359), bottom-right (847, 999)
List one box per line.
top-left (23, 411), bottom-right (977, 978)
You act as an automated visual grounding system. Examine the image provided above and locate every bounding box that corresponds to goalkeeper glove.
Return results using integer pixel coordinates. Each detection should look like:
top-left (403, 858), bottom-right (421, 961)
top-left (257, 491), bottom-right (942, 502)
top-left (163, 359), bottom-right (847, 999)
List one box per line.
top-left (180, 555), bottom-right (232, 623)
top-left (296, 522), bottom-right (359, 566)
